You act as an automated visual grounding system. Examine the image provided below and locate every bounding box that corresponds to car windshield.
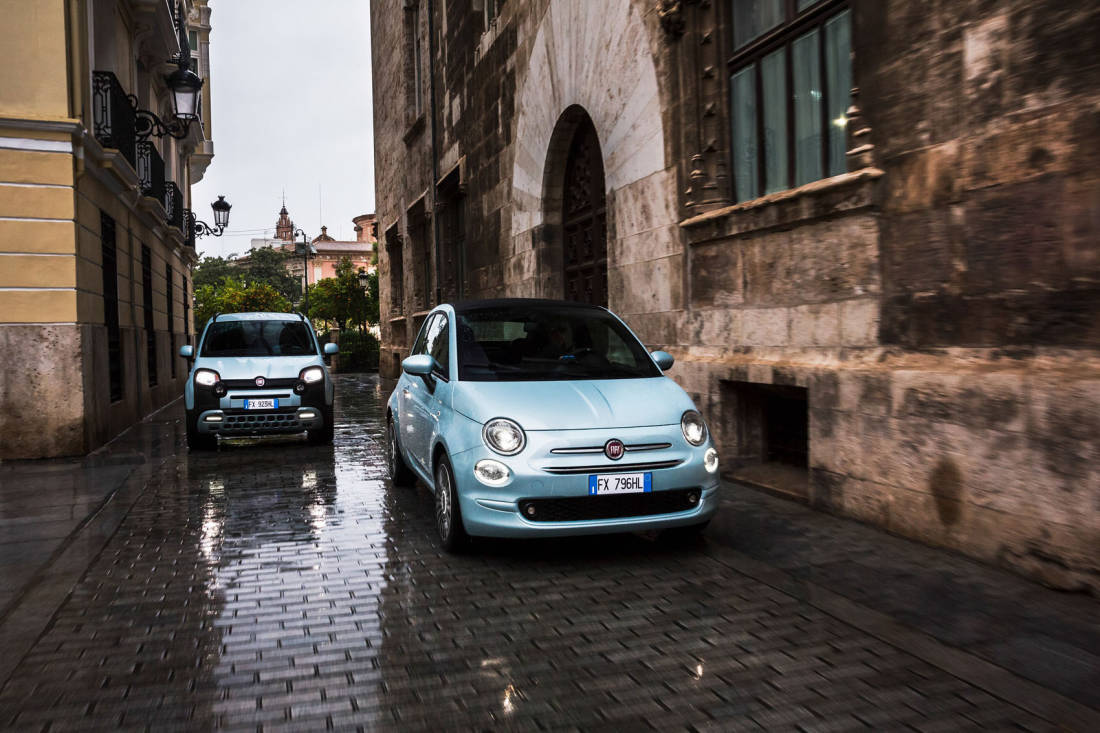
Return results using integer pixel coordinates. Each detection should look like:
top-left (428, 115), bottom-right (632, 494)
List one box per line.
top-left (455, 304), bottom-right (661, 381)
top-left (201, 320), bottom-right (316, 357)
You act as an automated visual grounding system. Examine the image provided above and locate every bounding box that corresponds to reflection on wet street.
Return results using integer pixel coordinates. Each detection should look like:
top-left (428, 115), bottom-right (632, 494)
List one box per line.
top-left (0, 376), bottom-right (1046, 730)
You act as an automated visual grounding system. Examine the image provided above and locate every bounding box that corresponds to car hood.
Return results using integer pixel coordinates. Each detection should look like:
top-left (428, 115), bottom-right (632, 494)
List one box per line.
top-left (194, 356), bottom-right (322, 380)
top-left (452, 377), bottom-right (695, 430)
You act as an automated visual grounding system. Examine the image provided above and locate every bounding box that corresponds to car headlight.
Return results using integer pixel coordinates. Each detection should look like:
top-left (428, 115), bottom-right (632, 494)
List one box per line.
top-left (681, 410), bottom-right (707, 446)
top-left (482, 418), bottom-right (526, 455)
top-left (300, 366), bottom-right (324, 384)
top-left (194, 369), bottom-right (219, 387)
top-left (704, 447), bottom-right (719, 474)
top-left (474, 459), bottom-right (511, 486)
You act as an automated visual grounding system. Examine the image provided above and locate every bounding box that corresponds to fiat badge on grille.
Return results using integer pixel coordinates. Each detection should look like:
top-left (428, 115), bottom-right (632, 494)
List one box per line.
top-left (604, 439), bottom-right (625, 460)
top-left (255, 376), bottom-right (265, 387)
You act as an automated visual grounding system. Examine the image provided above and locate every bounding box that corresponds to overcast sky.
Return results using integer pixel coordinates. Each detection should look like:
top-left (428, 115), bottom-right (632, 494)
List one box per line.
top-left (190, 0), bottom-right (375, 259)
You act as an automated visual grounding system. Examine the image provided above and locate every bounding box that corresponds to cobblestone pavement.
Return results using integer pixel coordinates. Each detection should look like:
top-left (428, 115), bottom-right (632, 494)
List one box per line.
top-left (0, 376), bottom-right (1093, 731)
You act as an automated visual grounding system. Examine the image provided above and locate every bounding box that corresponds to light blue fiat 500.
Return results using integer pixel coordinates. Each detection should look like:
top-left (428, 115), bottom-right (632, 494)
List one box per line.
top-left (386, 299), bottom-right (719, 550)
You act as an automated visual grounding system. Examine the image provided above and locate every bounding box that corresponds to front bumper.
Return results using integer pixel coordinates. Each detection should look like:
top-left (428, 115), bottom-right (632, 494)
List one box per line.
top-left (449, 425), bottom-right (720, 538)
top-left (195, 406), bottom-right (325, 435)
top-left (192, 379), bottom-right (330, 436)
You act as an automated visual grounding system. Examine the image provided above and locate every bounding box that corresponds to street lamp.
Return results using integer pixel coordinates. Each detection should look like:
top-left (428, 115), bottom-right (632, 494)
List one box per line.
top-left (133, 58), bottom-right (205, 140)
top-left (293, 228), bottom-right (315, 310)
top-left (189, 195), bottom-right (232, 238)
top-left (357, 269), bottom-right (370, 290)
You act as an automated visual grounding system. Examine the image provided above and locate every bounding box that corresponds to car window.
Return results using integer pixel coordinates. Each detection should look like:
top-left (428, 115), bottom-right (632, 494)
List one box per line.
top-left (411, 316), bottom-right (431, 356)
top-left (201, 320), bottom-right (316, 357)
top-left (424, 314), bottom-right (450, 379)
top-left (455, 304), bottom-right (661, 381)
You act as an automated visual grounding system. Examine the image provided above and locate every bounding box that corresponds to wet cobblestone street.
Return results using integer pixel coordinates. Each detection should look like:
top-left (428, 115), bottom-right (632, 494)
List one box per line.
top-left (0, 376), bottom-right (1093, 731)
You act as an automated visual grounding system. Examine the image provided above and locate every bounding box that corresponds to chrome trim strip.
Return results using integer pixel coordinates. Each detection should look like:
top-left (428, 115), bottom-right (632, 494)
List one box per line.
top-left (550, 442), bottom-right (672, 455)
top-left (540, 460), bottom-right (683, 475)
top-left (625, 442), bottom-right (673, 452)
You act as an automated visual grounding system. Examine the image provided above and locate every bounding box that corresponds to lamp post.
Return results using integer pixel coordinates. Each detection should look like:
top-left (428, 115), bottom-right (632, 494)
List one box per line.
top-left (189, 195), bottom-right (232, 238)
top-left (293, 228), bottom-right (314, 311)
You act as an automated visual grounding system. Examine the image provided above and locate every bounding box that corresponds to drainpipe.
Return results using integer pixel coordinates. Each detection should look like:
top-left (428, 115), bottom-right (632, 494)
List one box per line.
top-left (426, 0), bottom-right (442, 305)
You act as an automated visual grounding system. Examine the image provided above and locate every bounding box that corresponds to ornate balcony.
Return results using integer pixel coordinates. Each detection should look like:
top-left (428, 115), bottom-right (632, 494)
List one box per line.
top-left (184, 209), bottom-right (196, 248)
top-left (165, 181), bottom-right (184, 232)
top-left (91, 71), bottom-right (137, 170)
top-left (136, 141), bottom-right (165, 202)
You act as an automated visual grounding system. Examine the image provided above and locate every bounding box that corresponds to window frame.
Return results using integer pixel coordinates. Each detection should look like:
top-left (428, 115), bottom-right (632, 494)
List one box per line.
top-left (726, 0), bottom-right (850, 202)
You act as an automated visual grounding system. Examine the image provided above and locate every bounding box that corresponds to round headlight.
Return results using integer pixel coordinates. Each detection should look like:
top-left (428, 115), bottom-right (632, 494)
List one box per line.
top-left (473, 459), bottom-right (511, 486)
top-left (704, 447), bottom-right (719, 474)
top-left (482, 418), bottom-right (526, 456)
top-left (300, 366), bottom-right (324, 384)
top-left (681, 410), bottom-right (707, 446)
top-left (194, 369), bottom-right (219, 387)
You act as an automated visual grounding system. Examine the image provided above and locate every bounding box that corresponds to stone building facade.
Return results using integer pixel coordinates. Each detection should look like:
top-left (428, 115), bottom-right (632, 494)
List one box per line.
top-left (369, 0), bottom-right (1100, 592)
top-left (0, 0), bottom-right (216, 459)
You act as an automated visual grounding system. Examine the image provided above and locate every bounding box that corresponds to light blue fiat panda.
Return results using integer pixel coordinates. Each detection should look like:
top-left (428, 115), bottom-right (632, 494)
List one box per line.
top-left (386, 299), bottom-right (720, 550)
top-left (181, 312), bottom-right (338, 450)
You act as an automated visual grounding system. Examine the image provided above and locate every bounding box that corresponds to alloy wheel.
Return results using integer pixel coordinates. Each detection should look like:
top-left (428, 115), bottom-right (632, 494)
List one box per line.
top-left (435, 463), bottom-right (452, 542)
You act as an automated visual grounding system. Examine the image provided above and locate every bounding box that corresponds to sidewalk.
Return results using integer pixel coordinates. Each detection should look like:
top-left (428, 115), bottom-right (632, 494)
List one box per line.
top-left (0, 402), bottom-right (181, 619)
top-left (709, 482), bottom-right (1100, 712)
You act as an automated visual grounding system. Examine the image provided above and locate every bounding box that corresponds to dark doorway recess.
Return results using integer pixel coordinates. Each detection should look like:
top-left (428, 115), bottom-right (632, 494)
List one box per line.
top-left (719, 381), bottom-right (810, 499)
top-left (561, 114), bottom-right (608, 306)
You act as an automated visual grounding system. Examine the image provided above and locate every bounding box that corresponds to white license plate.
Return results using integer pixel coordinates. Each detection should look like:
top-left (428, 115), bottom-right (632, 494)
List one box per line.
top-left (245, 398), bottom-right (278, 410)
top-left (588, 472), bottom-right (652, 495)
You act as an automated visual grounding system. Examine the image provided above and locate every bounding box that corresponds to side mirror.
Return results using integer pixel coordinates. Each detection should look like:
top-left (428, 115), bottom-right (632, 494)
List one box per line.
top-left (324, 343), bottom-right (339, 355)
top-left (402, 354), bottom-right (434, 376)
top-left (179, 344), bottom-right (194, 358)
top-left (651, 350), bottom-right (674, 371)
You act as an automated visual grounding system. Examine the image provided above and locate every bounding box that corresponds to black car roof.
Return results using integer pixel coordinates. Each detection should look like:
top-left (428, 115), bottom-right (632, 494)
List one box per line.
top-left (450, 298), bottom-right (604, 314)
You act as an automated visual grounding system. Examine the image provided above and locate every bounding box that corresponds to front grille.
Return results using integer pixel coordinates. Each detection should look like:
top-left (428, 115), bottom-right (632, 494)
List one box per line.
top-left (540, 459), bottom-right (683, 475)
top-left (518, 489), bottom-right (700, 522)
top-left (215, 411), bottom-right (302, 433)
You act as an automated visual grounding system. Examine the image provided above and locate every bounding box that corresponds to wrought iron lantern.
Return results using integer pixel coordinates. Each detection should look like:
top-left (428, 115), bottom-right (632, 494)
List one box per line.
top-left (134, 59), bottom-right (204, 140)
top-left (357, 269), bottom-right (370, 290)
top-left (191, 195), bottom-right (231, 238)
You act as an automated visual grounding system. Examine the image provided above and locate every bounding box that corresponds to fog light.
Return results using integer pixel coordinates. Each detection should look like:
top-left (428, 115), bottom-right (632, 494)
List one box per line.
top-left (704, 447), bottom-right (719, 474)
top-left (687, 491), bottom-right (699, 505)
top-left (204, 415), bottom-right (223, 422)
top-left (473, 459), bottom-right (511, 487)
top-left (525, 504), bottom-right (536, 517)
top-left (300, 410), bottom-right (317, 419)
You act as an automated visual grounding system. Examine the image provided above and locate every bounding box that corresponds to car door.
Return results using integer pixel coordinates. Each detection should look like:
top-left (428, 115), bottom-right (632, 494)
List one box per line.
top-left (403, 313), bottom-right (450, 473)
top-left (398, 316), bottom-right (433, 474)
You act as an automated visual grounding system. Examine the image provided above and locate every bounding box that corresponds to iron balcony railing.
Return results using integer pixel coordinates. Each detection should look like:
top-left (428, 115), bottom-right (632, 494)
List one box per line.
top-left (92, 71), bottom-right (137, 170)
top-left (136, 141), bottom-right (166, 202)
top-left (184, 209), bottom-right (196, 248)
top-left (165, 181), bottom-right (184, 232)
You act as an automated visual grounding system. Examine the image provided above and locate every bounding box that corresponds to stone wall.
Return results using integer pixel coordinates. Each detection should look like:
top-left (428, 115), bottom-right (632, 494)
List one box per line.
top-left (371, 0), bottom-right (1100, 592)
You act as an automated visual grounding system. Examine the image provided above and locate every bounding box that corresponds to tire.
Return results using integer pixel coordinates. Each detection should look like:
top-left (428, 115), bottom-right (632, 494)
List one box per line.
top-left (433, 453), bottom-right (468, 553)
top-left (186, 412), bottom-right (216, 451)
top-left (387, 416), bottom-right (416, 486)
top-left (308, 405), bottom-right (335, 445)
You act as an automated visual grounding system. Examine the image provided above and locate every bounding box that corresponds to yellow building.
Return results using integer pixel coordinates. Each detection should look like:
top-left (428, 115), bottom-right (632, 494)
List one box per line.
top-left (0, 0), bottom-right (216, 459)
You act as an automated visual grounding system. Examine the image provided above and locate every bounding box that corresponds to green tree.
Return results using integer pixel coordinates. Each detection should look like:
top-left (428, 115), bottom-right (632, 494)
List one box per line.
top-left (194, 276), bottom-right (293, 326)
top-left (192, 254), bottom-right (236, 291)
top-left (307, 258), bottom-right (377, 333)
top-left (247, 245), bottom-right (301, 301)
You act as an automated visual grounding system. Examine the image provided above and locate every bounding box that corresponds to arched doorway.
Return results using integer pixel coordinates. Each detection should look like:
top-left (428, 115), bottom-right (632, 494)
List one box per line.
top-left (560, 114), bottom-right (607, 306)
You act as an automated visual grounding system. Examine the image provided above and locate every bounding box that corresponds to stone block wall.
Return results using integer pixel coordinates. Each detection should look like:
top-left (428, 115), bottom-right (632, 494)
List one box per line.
top-left (371, 0), bottom-right (1099, 592)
